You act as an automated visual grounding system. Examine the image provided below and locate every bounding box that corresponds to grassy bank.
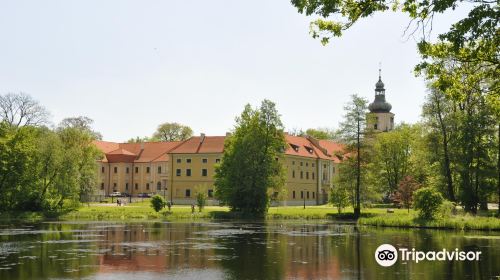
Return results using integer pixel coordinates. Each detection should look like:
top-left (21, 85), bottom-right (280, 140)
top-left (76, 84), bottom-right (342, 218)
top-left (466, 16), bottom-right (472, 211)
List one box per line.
top-left (358, 211), bottom-right (500, 231)
top-left (2, 201), bottom-right (499, 231)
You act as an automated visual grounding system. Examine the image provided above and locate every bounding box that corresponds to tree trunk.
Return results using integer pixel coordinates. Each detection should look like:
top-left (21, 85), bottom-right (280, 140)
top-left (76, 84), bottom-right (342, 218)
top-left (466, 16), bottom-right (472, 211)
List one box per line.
top-left (435, 93), bottom-right (454, 201)
top-left (354, 116), bottom-right (361, 218)
top-left (497, 124), bottom-right (500, 217)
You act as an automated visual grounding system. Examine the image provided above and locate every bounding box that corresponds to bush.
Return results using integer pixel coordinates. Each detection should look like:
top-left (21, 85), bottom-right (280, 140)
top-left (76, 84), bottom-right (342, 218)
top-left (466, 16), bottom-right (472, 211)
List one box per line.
top-left (439, 200), bottom-right (456, 218)
top-left (150, 195), bottom-right (166, 212)
top-left (413, 187), bottom-right (443, 219)
top-left (196, 192), bottom-right (207, 212)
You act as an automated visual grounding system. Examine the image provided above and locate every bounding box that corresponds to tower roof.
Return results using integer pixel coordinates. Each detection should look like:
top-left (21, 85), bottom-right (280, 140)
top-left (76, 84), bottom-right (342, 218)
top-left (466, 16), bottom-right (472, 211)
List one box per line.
top-left (369, 68), bottom-right (392, 113)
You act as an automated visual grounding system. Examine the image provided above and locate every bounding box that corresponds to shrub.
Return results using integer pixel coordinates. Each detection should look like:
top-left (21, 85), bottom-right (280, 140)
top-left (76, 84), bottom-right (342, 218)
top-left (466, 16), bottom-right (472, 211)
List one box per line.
top-left (413, 187), bottom-right (443, 219)
top-left (150, 195), bottom-right (166, 212)
top-left (196, 191), bottom-right (207, 212)
top-left (439, 200), bottom-right (456, 218)
top-left (329, 186), bottom-right (350, 214)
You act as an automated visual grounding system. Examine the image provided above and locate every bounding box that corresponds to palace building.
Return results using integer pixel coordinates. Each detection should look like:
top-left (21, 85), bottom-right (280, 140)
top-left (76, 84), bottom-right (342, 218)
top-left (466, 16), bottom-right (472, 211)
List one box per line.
top-left (94, 134), bottom-right (344, 206)
top-left (93, 70), bottom-right (394, 206)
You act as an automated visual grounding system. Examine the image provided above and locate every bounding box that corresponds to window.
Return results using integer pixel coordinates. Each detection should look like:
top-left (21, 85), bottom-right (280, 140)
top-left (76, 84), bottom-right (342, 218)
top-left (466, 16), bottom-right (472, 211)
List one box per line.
top-left (306, 172), bottom-right (309, 179)
top-left (157, 182), bottom-right (161, 190)
top-left (100, 183), bottom-right (104, 190)
top-left (202, 169), bottom-right (208, 176)
top-left (374, 124), bottom-right (378, 130)
top-left (313, 192), bottom-right (315, 199)
top-left (301, 191), bottom-right (304, 199)
top-left (323, 164), bottom-right (326, 169)
top-left (306, 163), bottom-right (309, 167)
top-left (312, 163), bottom-right (315, 167)
top-left (293, 191), bottom-right (296, 199)
top-left (186, 158), bottom-right (191, 163)
top-left (300, 171), bottom-right (303, 179)
top-left (146, 167), bottom-right (150, 173)
top-left (185, 189), bottom-right (191, 197)
top-left (312, 172), bottom-right (315, 180)
top-left (186, 169), bottom-right (191, 176)
top-left (125, 183), bottom-right (129, 190)
top-left (126, 167), bottom-right (129, 174)
top-left (215, 159), bottom-right (221, 163)
top-left (176, 169), bottom-right (181, 176)
top-left (208, 189), bottom-right (214, 198)
top-left (202, 158), bottom-right (208, 163)
top-left (114, 167), bottom-right (117, 173)
top-left (300, 162), bottom-right (303, 166)
top-left (113, 183), bottom-right (117, 191)
top-left (101, 167), bottom-right (105, 173)
top-left (292, 170), bottom-right (295, 178)
top-left (292, 161), bottom-right (295, 165)
top-left (158, 166), bottom-right (161, 174)
top-left (135, 167), bottom-right (139, 173)
top-left (176, 159), bottom-right (181, 163)
top-left (146, 183), bottom-right (150, 190)
top-left (307, 191), bottom-right (309, 199)
top-left (135, 183), bottom-right (138, 190)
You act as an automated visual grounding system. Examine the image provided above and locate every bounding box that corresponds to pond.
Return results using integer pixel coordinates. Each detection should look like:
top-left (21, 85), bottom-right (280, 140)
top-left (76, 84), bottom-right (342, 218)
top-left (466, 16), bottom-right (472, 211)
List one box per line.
top-left (0, 221), bottom-right (498, 279)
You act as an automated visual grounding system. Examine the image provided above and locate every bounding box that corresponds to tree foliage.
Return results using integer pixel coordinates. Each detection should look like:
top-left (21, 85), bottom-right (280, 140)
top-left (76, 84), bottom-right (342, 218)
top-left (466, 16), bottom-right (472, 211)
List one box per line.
top-left (152, 122), bottom-right (193, 141)
top-left (150, 195), bottom-right (166, 212)
top-left (414, 187), bottom-right (444, 219)
top-left (214, 100), bottom-right (286, 216)
top-left (338, 94), bottom-right (371, 217)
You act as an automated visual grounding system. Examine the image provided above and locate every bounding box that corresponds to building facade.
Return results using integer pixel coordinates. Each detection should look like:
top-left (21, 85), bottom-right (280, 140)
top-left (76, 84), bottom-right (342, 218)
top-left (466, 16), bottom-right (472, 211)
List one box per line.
top-left (94, 134), bottom-right (344, 206)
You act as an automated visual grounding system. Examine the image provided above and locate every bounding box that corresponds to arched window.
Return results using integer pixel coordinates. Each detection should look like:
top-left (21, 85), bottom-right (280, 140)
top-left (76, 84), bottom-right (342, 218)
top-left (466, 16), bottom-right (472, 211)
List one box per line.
top-left (157, 181), bottom-right (161, 190)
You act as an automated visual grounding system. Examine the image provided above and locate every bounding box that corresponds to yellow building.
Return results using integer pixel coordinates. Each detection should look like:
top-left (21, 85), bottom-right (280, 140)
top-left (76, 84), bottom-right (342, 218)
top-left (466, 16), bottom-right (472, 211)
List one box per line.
top-left (94, 134), bottom-right (344, 205)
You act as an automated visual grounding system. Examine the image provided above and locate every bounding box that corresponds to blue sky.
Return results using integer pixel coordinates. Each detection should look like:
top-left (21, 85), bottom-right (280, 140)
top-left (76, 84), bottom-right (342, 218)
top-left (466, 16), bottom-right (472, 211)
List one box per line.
top-left (0, 1), bottom-right (468, 142)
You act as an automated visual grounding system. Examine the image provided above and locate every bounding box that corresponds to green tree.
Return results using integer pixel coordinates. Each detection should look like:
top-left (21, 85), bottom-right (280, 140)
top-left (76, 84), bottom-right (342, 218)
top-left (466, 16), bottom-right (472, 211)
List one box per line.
top-left (414, 187), bottom-right (444, 219)
top-left (338, 94), bottom-right (371, 218)
top-left (150, 195), bottom-right (166, 212)
top-left (305, 128), bottom-right (337, 140)
top-left (59, 116), bottom-right (102, 140)
top-left (195, 184), bottom-right (208, 212)
top-left (329, 185), bottom-right (350, 214)
top-left (214, 100), bottom-right (286, 216)
top-left (152, 122), bottom-right (193, 141)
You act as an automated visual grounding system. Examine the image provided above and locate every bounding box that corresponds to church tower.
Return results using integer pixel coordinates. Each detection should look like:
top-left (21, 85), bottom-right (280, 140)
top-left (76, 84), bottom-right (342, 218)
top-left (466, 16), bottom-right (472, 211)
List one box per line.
top-left (368, 69), bottom-right (394, 132)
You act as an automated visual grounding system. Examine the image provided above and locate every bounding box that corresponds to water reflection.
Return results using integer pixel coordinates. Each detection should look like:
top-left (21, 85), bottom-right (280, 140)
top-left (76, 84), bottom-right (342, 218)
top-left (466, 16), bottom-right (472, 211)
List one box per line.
top-left (0, 221), bottom-right (498, 279)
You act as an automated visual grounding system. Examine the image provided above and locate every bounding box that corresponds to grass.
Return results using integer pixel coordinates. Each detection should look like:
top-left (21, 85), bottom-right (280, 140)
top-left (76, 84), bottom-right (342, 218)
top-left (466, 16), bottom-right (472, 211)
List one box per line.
top-left (3, 200), bottom-right (499, 231)
top-left (358, 211), bottom-right (500, 231)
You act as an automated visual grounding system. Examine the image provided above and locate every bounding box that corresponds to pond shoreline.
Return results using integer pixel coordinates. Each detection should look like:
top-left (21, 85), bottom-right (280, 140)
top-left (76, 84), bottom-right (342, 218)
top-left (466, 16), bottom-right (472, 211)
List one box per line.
top-left (1, 205), bottom-right (499, 231)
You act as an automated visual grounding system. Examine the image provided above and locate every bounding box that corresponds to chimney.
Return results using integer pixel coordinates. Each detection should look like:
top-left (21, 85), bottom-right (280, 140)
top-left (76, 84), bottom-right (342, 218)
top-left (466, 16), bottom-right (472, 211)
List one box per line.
top-left (200, 133), bottom-right (205, 143)
top-left (140, 142), bottom-right (145, 151)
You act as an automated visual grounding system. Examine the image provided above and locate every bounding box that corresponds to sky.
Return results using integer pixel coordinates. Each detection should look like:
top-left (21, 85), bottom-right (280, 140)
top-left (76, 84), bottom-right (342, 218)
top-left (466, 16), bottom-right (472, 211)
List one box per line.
top-left (0, 1), bottom-right (469, 142)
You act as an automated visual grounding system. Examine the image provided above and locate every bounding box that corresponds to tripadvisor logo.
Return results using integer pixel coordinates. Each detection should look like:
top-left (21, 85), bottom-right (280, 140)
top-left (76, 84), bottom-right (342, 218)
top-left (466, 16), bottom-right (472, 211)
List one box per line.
top-left (375, 244), bottom-right (482, 267)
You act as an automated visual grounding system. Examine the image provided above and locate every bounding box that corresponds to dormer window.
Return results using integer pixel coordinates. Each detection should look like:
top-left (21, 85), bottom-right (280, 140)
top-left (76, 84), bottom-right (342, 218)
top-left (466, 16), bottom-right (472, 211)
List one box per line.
top-left (290, 144), bottom-right (299, 152)
top-left (304, 146), bottom-right (314, 154)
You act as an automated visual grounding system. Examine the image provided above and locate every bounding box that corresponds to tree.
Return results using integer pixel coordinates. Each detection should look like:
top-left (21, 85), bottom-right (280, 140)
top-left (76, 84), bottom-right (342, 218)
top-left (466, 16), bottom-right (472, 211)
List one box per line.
top-left (151, 195), bottom-right (166, 212)
top-left (394, 176), bottom-right (420, 213)
top-left (127, 136), bottom-right (152, 143)
top-left (338, 94), bottom-right (370, 218)
top-left (59, 116), bottom-right (102, 140)
top-left (195, 184), bottom-right (208, 212)
top-left (214, 100), bottom-right (286, 216)
top-left (0, 92), bottom-right (49, 127)
top-left (414, 187), bottom-right (444, 220)
top-left (290, 0), bottom-right (498, 72)
top-left (370, 124), bottom-right (417, 194)
top-left (329, 185), bottom-right (350, 214)
top-left (152, 122), bottom-right (193, 141)
top-left (305, 128), bottom-right (337, 140)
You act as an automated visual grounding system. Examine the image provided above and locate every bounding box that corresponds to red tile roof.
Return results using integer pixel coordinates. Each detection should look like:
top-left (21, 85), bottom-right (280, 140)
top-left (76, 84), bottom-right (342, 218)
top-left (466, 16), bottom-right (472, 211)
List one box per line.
top-left (94, 135), bottom-right (345, 163)
top-left (169, 136), bottom-right (225, 154)
top-left (93, 141), bottom-right (182, 163)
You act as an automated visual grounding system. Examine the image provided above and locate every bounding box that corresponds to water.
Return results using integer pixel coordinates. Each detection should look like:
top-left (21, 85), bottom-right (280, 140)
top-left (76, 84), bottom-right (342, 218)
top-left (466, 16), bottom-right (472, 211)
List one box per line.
top-left (0, 221), bottom-right (498, 279)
